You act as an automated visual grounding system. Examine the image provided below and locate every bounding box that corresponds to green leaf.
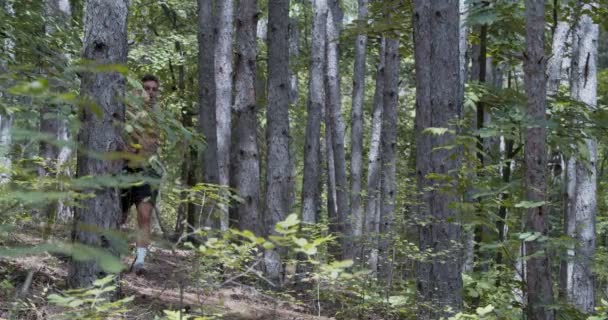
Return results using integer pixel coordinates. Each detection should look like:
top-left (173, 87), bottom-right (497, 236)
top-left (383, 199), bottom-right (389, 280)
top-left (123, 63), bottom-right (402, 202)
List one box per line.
top-left (422, 127), bottom-right (450, 136)
top-left (514, 201), bottom-right (545, 209)
top-left (476, 304), bottom-right (495, 316)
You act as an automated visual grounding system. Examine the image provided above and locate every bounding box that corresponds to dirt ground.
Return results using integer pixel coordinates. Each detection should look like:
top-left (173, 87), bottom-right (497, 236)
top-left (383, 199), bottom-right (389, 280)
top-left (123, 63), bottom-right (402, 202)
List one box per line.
top-left (0, 227), bottom-right (333, 320)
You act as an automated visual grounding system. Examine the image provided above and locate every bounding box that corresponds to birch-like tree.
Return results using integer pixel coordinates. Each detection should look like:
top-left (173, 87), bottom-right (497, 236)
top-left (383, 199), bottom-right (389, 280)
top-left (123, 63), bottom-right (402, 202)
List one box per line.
top-left (349, 0), bottom-right (368, 260)
top-left (523, 0), bottom-right (554, 318)
top-left (413, 0), bottom-right (464, 317)
top-left (564, 2), bottom-right (598, 313)
top-left (364, 38), bottom-right (385, 272)
top-left (0, 0), bottom-right (14, 185)
top-left (69, 0), bottom-right (128, 289)
top-left (215, 0), bottom-right (234, 230)
top-left (326, 0), bottom-right (349, 259)
top-left (301, 0), bottom-right (327, 224)
top-left (40, 0), bottom-right (72, 222)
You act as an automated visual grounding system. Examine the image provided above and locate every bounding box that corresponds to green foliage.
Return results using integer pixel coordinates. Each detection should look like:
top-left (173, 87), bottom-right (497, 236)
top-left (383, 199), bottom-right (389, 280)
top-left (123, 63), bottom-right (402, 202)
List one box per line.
top-left (47, 276), bottom-right (133, 319)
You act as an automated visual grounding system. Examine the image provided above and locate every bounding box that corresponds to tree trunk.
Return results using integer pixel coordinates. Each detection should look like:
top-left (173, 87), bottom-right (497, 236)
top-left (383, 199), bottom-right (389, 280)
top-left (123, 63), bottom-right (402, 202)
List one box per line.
top-left (349, 0), bottom-right (368, 261)
top-left (68, 0), bottom-right (128, 289)
top-left (326, 0), bottom-right (349, 259)
top-left (378, 38), bottom-right (398, 280)
top-left (547, 21), bottom-right (570, 95)
top-left (0, 0), bottom-right (14, 185)
top-left (301, 0), bottom-right (327, 224)
top-left (364, 38), bottom-right (385, 273)
top-left (233, 0), bottom-right (261, 236)
top-left (215, 0), bottom-right (235, 230)
top-left (523, 0), bottom-right (554, 318)
top-left (198, 0), bottom-right (219, 229)
top-left (40, 0), bottom-right (73, 223)
top-left (564, 3), bottom-right (598, 313)
top-left (264, 0), bottom-right (290, 286)
top-left (414, 1), bottom-right (464, 317)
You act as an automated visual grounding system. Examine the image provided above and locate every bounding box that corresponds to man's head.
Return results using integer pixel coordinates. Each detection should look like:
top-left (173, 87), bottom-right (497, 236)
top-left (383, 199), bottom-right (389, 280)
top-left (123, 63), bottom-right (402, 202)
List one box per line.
top-left (141, 74), bottom-right (160, 105)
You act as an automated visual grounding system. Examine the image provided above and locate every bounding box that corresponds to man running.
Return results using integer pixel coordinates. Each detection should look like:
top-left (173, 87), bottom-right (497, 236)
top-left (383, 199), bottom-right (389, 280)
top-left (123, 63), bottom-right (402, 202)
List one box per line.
top-left (120, 74), bottom-right (161, 275)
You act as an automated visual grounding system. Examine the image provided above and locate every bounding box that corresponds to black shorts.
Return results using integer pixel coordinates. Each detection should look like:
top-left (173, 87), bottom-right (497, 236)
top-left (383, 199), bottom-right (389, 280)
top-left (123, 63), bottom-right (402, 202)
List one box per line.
top-left (121, 166), bottom-right (160, 212)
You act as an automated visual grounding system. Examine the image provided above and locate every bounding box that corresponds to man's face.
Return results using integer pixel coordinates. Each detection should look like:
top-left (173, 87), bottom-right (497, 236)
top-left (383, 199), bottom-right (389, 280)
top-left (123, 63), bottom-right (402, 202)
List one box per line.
top-left (142, 80), bottom-right (159, 104)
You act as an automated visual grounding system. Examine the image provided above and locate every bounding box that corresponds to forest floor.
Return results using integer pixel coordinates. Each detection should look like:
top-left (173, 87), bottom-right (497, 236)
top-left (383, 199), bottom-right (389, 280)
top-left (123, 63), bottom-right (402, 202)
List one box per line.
top-left (0, 225), bottom-right (333, 320)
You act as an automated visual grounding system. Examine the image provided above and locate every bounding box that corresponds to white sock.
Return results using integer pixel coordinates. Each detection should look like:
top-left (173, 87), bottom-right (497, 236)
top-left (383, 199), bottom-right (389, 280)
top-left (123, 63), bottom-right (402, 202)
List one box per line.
top-left (135, 247), bottom-right (147, 265)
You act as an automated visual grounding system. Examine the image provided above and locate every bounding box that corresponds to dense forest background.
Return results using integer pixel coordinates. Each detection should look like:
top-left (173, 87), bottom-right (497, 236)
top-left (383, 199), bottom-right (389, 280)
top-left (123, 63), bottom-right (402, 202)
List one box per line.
top-left (1, 0), bottom-right (608, 319)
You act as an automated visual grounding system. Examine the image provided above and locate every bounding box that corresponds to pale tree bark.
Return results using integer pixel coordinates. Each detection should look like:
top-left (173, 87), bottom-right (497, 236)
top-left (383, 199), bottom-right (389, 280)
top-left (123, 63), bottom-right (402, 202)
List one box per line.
top-left (68, 0), bottom-right (128, 289)
top-left (523, 0), bottom-right (554, 318)
top-left (198, 0), bottom-right (219, 229)
top-left (414, 0), bottom-right (464, 317)
top-left (301, 0), bottom-right (327, 224)
top-left (325, 98), bottom-right (338, 226)
top-left (0, 0), bottom-right (14, 185)
top-left (233, 0), bottom-right (260, 234)
top-left (378, 38), bottom-right (398, 280)
top-left (349, 0), bottom-right (368, 260)
top-left (326, 0), bottom-right (349, 259)
top-left (289, 17), bottom-right (300, 106)
top-left (564, 3), bottom-right (598, 313)
top-left (547, 21), bottom-right (570, 95)
top-left (215, 0), bottom-right (234, 230)
top-left (459, 0), bottom-right (475, 274)
top-left (40, 0), bottom-right (73, 223)
top-left (364, 38), bottom-right (385, 273)
top-left (265, 0), bottom-right (290, 286)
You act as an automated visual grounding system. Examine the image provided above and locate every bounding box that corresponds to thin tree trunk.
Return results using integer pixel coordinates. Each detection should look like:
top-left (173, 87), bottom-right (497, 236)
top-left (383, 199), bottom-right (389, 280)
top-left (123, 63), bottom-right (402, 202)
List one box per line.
top-left (215, 0), bottom-right (235, 230)
top-left (264, 0), bottom-right (290, 286)
top-left (523, 0), bottom-right (554, 318)
top-left (301, 0), bottom-right (327, 224)
top-left (0, 0), bottom-right (14, 185)
top-left (68, 0), bottom-right (128, 290)
top-left (378, 38), bottom-right (398, 280)
top-left (39, 0), bottom-right (72, 223)
top-left (364, 38), bottom-right (385, 272)
top-left (325, 99), bottom-right (338, 229)
top-left (414, 1), bottom-right (464, 317)
top-left (326, 0), bottom-right (349, 259)
top-left (349, 0), bottom-right (368, 260)
top-left (198, 0), bottom-right (219, 229)
top-left (564, 3), bottom-right (598, 312)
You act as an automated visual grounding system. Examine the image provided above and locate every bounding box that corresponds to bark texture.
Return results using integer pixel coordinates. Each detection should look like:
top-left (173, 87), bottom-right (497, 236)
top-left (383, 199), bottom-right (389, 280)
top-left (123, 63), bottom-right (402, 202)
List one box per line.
top-left (364, 39), bottom-right (385, 272)
top-left (350, 0), bottom-right (368, 260)
top-left (265, 0), bottom-right (290, 286)
top-left (414, 1), bottom-right (464, 317)
top-left (547, 21), bottom-right (570, 95)
top-left (564, 3), bottom-right (598, 313)
top-left (523, 0), bottom-right (554, 318)
top-left (301, 0), bottom-right (327, 224)
top-left (69, 0), bottom-right (128, 289)
top-left (378, 38), bottom-right (398, 279)
top-left (289, 17), bottom-right (300, 106)
top-left (233, 0), bottom-right (261, 236)
top-left (326, 0), bottom-right (349, 259)
top-left (198, 0), bottom-right (219, 229)
top-left (215, 0), bottom-right (235, 230)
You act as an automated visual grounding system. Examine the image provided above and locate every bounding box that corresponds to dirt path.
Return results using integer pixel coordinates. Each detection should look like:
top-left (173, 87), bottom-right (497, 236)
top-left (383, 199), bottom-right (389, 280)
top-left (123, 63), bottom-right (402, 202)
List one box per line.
top-left (0, 229), bottom-right (333, 320)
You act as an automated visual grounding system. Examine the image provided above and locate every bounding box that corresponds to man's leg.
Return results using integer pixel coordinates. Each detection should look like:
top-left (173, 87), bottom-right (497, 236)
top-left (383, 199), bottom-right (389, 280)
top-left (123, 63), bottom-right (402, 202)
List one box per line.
top-left (136, 200), bottom-right (153, 248)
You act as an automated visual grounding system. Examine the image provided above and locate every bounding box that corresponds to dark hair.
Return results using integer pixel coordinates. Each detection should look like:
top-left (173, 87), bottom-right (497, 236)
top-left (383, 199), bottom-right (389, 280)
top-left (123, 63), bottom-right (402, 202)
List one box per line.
top-left (141, 74), bottom-right (159, 84)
